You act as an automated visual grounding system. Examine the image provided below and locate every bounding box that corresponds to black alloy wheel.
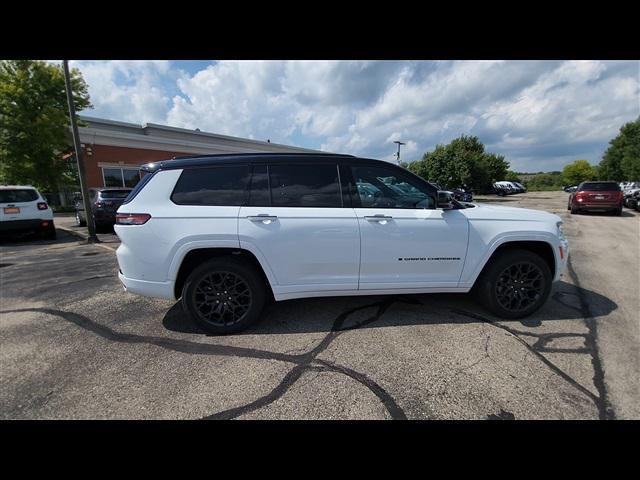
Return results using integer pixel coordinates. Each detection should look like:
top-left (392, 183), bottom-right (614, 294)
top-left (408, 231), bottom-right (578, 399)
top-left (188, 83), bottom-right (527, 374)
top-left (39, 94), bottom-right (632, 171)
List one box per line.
top-left (494, 261), bottom-right (545, 313)
top-left (476, 248), bottom-right (552, 319)
top-left (181, 257), bottom-right (266, 334)
top-left (192, 271), bottom-right (252, 327)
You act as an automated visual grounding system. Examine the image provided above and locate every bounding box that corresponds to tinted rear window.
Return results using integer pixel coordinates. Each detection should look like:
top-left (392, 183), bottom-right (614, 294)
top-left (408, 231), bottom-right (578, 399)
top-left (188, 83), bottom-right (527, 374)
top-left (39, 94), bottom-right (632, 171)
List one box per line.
top-left (0, 189), bottom-right (39, 203)
top-left (579, 182), bottom-right (621, 191)
top-left (171, 165), bottom-right (250, 205)
top-left (269, 164), bottom-right (341, 207)
top-left (100, 190), bottom-right (131, 199)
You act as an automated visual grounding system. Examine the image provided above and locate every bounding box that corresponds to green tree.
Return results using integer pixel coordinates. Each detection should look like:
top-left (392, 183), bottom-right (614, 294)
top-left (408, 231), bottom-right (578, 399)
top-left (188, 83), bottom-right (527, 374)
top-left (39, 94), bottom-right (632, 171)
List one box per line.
top-left (562, 159), bottom-right (597, 185)
top-left (598, 117), bottom-right (640, 181)
top-left (505, 170), bottom-right (522, 183)
top-left (0, 60), bottom-right (92, 193)
top-left (409, 135), bottom-right (509, 193)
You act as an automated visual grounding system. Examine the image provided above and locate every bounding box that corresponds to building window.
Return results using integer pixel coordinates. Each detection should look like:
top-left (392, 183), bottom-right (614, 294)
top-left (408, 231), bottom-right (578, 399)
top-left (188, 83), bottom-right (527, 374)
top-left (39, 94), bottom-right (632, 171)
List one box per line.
top-left (102, 167), bottom-right (141, 188)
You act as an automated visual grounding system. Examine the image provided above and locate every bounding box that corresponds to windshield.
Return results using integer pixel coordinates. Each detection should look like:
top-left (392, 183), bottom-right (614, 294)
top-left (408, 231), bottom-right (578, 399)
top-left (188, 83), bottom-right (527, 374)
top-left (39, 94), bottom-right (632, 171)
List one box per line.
top-left (0, 189), bottom-right (39, 203)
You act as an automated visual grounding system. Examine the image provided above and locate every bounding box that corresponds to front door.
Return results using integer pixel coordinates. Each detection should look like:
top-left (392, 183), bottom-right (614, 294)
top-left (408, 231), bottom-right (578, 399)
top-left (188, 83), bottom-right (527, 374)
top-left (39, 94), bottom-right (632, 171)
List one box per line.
top-left (349, 164), bottom-right (469, 289)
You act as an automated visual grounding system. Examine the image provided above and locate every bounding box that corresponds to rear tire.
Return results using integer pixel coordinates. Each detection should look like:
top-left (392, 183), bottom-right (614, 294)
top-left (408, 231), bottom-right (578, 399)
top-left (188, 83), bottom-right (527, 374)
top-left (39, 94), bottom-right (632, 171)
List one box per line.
top-left (475, 248), bottom-right (552, 319)
top-left (181, 257), bottom-right (266, 335)
top-left (570, 203), bottom-right (579, 214)
top-left (614, 206), bottom-right (622, 216)
top-left (42, 223), bottom-right (56, 240)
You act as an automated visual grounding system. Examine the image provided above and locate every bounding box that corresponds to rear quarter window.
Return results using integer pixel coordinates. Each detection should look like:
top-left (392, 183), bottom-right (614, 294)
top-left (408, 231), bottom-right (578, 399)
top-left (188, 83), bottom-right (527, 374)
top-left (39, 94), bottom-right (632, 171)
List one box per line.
top-left (171, 165), bottom-right (250, 205)
top-left (0, 189), bottom-right (39, 203)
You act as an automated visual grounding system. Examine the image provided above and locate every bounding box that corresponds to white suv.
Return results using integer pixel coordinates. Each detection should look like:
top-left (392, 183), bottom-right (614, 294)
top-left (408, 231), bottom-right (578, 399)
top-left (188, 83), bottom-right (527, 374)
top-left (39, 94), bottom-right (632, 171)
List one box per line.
top-left (0, 185), bottom-right (55, 239)
top-left (115, 154), bottom-right (569, 334)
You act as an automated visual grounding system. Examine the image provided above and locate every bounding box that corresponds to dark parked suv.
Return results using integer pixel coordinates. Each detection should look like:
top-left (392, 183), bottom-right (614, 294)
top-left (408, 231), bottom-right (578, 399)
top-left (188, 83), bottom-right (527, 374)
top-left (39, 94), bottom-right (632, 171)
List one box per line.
top-left (567, 181), bottom-right (623, 215)
top-left (75, 188), bottom-right (132, 231)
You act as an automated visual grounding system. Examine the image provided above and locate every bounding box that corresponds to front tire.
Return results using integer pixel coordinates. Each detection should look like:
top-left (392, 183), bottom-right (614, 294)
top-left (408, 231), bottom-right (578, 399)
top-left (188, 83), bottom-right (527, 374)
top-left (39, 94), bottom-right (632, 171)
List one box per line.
top-left (181, 257), bottom-right (266, 335)
top-left (476, 248), bottom-right (552, 319)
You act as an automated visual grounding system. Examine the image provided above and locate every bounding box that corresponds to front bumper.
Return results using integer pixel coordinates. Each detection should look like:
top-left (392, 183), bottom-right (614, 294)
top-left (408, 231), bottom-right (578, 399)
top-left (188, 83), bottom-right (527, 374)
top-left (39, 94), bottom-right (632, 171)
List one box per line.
top-left (556, 238), bottom-right (569, 282)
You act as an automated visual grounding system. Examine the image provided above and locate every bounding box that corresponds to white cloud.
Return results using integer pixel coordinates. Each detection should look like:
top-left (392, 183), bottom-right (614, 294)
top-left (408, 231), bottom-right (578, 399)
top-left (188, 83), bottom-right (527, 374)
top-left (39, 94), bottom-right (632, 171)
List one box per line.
top-left (69, 60), bottom-right (172, 124)
top-left (66, 60), bottom-right (640, 171)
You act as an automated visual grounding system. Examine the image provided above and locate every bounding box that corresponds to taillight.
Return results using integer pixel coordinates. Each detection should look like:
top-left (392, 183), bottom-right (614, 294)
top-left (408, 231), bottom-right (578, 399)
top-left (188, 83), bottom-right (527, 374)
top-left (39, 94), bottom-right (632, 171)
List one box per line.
top-left (116, 213), bottom-right (151, 225)
top-left (37, 202), bottom-right (48, 210)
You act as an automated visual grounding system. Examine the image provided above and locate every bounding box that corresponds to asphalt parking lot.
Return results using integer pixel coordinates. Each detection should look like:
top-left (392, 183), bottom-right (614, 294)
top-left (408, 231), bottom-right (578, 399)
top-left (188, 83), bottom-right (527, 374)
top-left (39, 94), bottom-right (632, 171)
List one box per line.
top-left (1, 191), bottom-right (638, 419)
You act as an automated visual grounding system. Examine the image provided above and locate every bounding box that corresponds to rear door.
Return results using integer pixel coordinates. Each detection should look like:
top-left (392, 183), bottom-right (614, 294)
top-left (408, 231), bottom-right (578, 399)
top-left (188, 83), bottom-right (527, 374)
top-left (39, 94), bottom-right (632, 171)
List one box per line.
top-left (238, 162), bottom-right (360, 293)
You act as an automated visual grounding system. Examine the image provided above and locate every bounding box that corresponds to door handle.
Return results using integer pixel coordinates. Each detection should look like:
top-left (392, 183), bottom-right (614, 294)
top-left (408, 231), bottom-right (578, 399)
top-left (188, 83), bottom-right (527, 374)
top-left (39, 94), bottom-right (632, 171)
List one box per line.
top-left (364, 214), bottom-right (393, 223)
top-left (247, 214), bottom-right (278, 224)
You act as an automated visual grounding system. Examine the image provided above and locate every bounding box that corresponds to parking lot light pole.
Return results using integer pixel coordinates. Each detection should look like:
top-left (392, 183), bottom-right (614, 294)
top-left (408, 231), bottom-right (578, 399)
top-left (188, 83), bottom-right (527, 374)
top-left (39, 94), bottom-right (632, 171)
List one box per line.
top-left (63, 60), bottom-right (99, 243)
top-left (394, 140), bottom-right (406, 166)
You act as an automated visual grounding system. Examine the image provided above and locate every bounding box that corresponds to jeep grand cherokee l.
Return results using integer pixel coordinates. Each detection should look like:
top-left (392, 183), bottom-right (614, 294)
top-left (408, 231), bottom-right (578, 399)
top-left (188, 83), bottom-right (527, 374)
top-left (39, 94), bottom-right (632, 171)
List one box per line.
top-left (115, 153), bottom-right (569, 334)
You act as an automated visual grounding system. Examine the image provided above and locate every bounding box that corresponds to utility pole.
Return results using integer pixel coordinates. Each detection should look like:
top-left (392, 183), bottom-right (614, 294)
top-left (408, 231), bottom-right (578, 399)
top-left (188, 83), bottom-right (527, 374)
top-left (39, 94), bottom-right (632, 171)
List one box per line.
top-left (63, 60), bottom-right (99, 243)
top-left (394, 140), bottom-right (406, 165)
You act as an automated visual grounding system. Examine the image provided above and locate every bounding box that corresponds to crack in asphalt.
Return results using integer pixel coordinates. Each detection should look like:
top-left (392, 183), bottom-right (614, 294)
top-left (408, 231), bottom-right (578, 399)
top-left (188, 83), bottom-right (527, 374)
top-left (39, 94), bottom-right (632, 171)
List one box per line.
top-left (2, 254), bottom-right (613, 420)
top-left (0, 298), bottom-right (409, 420)
top-left (451, 257), bottom-right (615, 420)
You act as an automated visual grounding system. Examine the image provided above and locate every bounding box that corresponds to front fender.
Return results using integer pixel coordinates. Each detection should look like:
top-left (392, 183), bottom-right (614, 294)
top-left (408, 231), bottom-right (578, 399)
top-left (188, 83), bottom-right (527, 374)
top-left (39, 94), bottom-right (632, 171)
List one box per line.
top-left (459, 229), bottom-right (562, 288)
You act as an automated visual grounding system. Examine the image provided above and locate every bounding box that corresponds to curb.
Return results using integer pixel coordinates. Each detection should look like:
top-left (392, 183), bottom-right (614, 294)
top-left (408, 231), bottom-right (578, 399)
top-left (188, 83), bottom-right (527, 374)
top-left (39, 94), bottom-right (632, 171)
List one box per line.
top-left (57, 226), bottom-right (118, 252)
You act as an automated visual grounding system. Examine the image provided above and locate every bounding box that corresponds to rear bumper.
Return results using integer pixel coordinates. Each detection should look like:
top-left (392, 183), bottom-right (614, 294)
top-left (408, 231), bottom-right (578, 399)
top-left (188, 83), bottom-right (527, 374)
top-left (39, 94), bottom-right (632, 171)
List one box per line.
top-left (118, 271), bottom-right (176, 300)
top-left (576, 202), bottom-right (620, 210)
top-left (0, 218), bottom-right (53, 233)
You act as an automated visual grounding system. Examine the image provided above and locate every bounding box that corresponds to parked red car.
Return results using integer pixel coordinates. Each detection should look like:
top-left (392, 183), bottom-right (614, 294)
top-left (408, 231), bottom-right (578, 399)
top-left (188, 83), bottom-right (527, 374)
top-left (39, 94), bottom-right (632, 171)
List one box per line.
top-left (568, 181), bottom-right (623, 215)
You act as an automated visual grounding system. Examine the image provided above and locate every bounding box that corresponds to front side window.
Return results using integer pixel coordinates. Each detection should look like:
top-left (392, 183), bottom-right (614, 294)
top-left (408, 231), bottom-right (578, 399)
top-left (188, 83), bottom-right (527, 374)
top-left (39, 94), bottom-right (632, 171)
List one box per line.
top-left (171, 165), bottom-right (250, 205)
top-left (351, 165), bottom-right (434, 209)
top-left (269, 164), bottom-right (341, 207)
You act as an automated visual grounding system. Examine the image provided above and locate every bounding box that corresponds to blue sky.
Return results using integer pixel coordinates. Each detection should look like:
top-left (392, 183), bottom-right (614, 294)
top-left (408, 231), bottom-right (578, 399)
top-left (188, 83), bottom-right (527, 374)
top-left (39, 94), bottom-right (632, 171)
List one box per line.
top-left (67, 60), bottom-right (639, 172)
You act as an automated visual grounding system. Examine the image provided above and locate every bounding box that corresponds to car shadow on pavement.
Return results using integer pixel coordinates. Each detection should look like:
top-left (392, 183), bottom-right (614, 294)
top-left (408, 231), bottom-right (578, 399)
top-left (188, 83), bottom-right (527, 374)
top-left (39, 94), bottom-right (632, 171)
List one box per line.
top-left (0, 229), bottom-right (78, 246)
top-left (574, 210), bottom-right (636, 217)
top-left (161, 280), bottom-right (618, 336)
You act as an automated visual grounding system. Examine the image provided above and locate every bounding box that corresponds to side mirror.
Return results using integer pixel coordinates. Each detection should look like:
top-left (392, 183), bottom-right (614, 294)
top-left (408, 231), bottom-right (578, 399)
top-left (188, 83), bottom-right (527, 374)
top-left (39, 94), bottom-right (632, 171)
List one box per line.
top-left (437, 190), bottom-right (454, 210)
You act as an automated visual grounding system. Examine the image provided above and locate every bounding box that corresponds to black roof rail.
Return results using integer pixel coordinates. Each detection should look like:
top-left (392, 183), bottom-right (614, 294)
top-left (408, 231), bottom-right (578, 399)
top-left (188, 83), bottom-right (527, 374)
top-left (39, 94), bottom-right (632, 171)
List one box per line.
top-left (169, 152), bottom-right (355, 160)
top-left (140, 152), bottom-right (359, 172)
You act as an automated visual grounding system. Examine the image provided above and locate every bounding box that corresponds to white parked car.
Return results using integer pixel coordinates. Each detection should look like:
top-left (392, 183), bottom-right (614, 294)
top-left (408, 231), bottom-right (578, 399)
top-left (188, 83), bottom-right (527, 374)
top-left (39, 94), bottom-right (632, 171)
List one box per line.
top-left (115, 154), bottom-right (569, 334)
top-left (0, 185), bottom-right (55, 239)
